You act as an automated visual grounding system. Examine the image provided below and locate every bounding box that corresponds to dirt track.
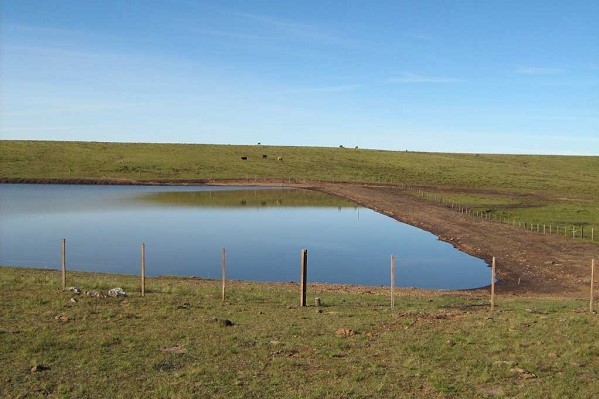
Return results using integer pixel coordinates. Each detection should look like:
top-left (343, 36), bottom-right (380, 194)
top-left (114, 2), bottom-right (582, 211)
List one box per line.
top-left (312, 183), bottom-right (598, 298)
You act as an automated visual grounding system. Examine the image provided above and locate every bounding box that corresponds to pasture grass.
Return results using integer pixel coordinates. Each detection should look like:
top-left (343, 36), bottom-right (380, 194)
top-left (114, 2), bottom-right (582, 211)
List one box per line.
top-left (1, 266), bottom-right (598, 398)
top-left (2, 140), bottom-right (599, 228)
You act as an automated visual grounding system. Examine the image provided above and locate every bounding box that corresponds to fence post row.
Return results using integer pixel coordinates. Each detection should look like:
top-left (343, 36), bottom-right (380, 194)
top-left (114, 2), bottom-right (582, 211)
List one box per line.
top-left (411, 189), bottom-right (594, 242)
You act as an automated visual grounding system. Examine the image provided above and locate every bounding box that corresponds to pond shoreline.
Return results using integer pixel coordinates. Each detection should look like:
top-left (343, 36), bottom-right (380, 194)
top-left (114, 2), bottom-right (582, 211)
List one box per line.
top-left (2, 177), bottom-right (596, 299)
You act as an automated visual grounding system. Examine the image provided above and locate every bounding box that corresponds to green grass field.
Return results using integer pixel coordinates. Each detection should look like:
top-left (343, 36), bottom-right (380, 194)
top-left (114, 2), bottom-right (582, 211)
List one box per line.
top-left (2, 140), bottom-right (598, 228)
top-left (1, 267), bottom-right (597, 398)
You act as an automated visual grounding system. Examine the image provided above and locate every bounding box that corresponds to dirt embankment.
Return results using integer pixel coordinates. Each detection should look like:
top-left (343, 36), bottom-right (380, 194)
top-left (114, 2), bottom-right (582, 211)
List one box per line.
top-left (313, 183), bottom-right (598, 298)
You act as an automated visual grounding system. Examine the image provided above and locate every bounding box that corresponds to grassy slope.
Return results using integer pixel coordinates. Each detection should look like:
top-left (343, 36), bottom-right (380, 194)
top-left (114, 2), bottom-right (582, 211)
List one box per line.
top-left (1, 267), bottom-right (597, 398)
top-left (1, 140), bottom-right (599, 226)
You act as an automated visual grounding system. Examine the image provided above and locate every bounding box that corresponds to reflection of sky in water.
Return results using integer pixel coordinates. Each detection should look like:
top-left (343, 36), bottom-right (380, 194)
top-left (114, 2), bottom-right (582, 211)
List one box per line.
top-left (0, 184), bottom-right (490, 289)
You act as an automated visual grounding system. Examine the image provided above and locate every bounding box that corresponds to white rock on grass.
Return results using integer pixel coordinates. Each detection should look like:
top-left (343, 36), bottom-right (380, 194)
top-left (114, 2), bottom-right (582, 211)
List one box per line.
top-left (108, 288), bottom-right (127, 298)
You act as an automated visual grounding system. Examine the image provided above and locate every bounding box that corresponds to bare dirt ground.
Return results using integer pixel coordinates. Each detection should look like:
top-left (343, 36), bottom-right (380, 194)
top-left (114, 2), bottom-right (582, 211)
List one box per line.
top-left (311, 182), bottom-right (598, 299)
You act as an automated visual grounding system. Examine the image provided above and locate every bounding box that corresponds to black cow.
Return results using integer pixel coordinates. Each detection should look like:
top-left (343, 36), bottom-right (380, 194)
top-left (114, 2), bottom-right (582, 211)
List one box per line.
top-left (241, 156), bottom-right (248, 161)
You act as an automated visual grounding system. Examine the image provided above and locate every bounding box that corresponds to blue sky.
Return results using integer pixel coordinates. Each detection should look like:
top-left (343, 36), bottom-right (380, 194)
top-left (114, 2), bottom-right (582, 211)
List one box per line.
top-left (1, 0), bottom-right (598, 154)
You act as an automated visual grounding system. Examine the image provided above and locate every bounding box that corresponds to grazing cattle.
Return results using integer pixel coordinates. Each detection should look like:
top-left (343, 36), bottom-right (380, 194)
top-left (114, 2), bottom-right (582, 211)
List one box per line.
top-left (277, 156), bottom-right (283, 161)
top-left (262, 154), bottom-right (268, 159)
top-left (241, 156), bottom-right (248, 161)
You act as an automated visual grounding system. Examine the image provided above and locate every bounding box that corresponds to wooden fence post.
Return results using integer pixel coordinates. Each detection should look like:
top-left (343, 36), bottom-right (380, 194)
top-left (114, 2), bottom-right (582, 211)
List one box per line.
top-left (141, 242), bottom-right (145, 297)
top-left (591, 259), bottom-right (595, 313)
top-left (221, 248), bottom-right (226, 302)
top-left (390, 254), bottom-right (396, 310)
top-left (300, 249), bottom-right (308, 307)
top-left (61, 238), bottom-right (66, 290)
top-left (491, 257), bottom-right (496, 311)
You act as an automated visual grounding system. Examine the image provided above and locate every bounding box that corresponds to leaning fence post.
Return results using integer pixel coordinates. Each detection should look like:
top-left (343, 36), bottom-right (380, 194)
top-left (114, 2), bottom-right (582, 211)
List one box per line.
top-left (591, 259), bottom-right (595, 313)
top-left (491, 257), bottom-right (496, 311)
top-left (140, 242), bottom-right (146, 297)
top-left (221, 248), bottom-right (226, 302)
top-left (61, 238), bottom-right (66, 290)
top-left (390, 254), bottom-right (396, 310)
top-left (300, 249), bottom-right (308, 306)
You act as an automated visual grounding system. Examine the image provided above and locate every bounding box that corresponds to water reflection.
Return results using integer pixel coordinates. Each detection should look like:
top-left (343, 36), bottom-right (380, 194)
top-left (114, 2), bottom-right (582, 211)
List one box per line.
top-left (138, 188), bottom-right (355, 208)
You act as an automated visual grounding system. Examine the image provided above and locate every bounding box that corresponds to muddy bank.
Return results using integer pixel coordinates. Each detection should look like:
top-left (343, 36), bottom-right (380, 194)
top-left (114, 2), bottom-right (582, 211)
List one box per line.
top-left (314, 183), bottom-right (598, 298)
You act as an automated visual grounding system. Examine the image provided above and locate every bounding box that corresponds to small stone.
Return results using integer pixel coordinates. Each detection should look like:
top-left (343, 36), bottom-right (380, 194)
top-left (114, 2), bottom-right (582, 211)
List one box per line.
top-left (54, 315), bottom-right (69, 322)
top-left (86, 290), bottom-right (106, 298)
top-left (108, 288), bottom-right (127, 298)
top-left (69, 298), bottom-right (77, 303)
top-left (177, 303), bottom-right (191, 310)
top-left (494, 360), bottom-right (516, 366)
top-left (510, 367), bottom-right (537, 379)
top-left (68, 287), bottom-right (81, 294)
top-left (335, 327), bottom-right (357, 337)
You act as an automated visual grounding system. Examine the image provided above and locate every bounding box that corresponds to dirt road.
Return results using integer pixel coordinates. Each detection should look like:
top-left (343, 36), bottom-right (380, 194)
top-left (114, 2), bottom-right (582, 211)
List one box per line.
top-left (313, 183), bottom-right (598, 298)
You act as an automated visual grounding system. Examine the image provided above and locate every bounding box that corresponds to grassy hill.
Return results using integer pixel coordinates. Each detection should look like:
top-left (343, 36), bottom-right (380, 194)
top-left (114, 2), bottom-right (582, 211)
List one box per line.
top-left (2, 140), bottom-right (599, 227)
top-left (1, 267), bottom-right (597, 398)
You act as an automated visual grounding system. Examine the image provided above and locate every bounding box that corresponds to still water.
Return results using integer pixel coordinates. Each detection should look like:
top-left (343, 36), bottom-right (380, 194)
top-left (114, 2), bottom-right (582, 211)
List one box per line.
top-left (0, 184), bottom-right (490, 289)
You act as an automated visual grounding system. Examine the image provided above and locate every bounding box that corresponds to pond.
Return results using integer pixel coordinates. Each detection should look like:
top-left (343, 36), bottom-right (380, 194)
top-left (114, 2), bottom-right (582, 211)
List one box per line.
top-left (0, 184), bottom-right (490, 289)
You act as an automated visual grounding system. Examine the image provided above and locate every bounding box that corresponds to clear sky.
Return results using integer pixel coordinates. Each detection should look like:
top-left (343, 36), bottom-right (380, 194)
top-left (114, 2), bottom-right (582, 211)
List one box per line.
top-left (1, 0), bottom-right (598, 154)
